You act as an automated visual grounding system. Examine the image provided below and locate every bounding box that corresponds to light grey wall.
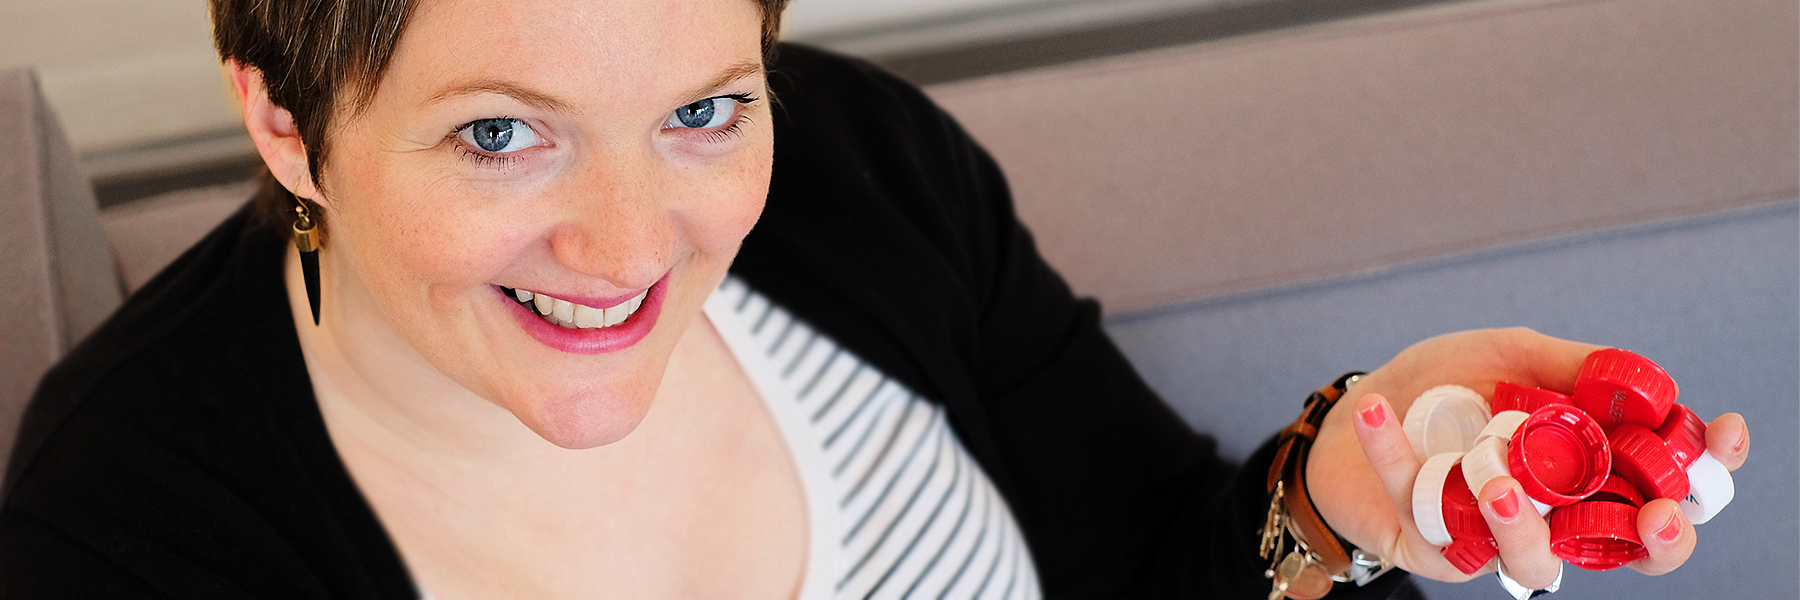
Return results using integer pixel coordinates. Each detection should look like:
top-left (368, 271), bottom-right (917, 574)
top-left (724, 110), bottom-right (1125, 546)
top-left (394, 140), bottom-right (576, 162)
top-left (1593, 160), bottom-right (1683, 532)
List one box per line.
top-left (0, 0), bottom-right (232, 158)
top-left (1104, 200), bottom-right (1799, 599)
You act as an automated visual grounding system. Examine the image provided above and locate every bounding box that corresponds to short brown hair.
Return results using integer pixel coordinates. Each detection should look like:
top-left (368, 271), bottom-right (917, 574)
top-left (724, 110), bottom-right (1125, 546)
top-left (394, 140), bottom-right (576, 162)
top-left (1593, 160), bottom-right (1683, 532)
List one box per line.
top-left (210, 0), bottom-right (789, 233)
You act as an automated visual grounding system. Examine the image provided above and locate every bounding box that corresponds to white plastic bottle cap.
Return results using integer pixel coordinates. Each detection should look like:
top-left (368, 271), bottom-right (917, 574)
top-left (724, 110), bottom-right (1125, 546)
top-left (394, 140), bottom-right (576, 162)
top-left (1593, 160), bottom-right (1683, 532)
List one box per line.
top-left (1412, 452), bottom-right (1462, 546)
top-left (1404, 385), bottom-right (1491, 461)
top-left (1462, 437), bottom-right (1551, 516)
top-left (1475, 410), bottom-right (1531, 445)
top-left (1680, 451), bottom-right (1735, 525)
top-left (1461, 437), bottom-right (1511, 499)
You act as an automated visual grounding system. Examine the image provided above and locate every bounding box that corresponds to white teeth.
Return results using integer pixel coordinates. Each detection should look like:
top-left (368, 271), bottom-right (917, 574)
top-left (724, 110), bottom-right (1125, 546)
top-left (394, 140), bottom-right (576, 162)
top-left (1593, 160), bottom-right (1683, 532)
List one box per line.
top-left (552, 298), bottom-right (575, 326)
top-left (573, 303), bottom-right (604, 328)
top-left (602, 302), bottom-right (629, 327)
top-left (519, 288), bottom-right (649, 330)
top-left (533, 293), bottom-right (554, 317)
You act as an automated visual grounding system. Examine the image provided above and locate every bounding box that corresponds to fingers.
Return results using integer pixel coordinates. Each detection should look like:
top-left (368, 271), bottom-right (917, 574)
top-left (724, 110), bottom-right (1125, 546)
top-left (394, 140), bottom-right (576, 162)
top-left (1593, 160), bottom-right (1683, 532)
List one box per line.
top-left (1628, 499), bottom-right (1695, 575)
top-left (1350, 394), bottom-right (1420, 514)
top-left (1479, 476), bottom-right (1561, 589)
top-left (1705, 412), bottom-right (1748, 471)
top-left (1495, 328), bottom-right (1606, 393)
top-left (1345, 392), bottom-right (1453, 576)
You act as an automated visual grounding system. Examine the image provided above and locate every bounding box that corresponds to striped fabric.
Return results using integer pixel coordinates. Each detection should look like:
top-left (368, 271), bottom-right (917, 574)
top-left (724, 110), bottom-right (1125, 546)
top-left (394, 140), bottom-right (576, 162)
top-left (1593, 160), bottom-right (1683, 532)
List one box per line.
top-left (706, 277), bottom-right (1042, 600)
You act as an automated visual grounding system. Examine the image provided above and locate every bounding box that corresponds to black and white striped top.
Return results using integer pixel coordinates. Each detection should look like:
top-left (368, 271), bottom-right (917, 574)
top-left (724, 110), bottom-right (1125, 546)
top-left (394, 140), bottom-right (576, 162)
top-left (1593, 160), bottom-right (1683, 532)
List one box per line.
top-left (706, 277), bottom-right (1042, 600)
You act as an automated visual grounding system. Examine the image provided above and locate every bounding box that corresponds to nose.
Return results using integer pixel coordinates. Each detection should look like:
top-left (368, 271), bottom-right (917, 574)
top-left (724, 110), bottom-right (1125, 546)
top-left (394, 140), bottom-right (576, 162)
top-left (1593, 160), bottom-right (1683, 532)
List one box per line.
top-left (546, 154), bottom-right (676, 289)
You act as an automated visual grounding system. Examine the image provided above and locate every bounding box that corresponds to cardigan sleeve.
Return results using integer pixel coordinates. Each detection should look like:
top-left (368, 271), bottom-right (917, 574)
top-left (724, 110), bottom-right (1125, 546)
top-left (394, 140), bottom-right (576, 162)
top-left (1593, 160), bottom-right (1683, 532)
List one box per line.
top-left (741, 44), bottom-right (1415, 599)
top-left (929, 83), bottom-right (1282, 599)
top-left (908, 58), bottom-right (1416, 600)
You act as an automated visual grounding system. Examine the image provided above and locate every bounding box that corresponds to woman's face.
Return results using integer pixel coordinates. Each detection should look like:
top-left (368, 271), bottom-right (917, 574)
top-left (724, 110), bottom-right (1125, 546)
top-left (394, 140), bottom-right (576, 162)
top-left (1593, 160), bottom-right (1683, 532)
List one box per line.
top-left (312, 0), bottom-right (770, 448)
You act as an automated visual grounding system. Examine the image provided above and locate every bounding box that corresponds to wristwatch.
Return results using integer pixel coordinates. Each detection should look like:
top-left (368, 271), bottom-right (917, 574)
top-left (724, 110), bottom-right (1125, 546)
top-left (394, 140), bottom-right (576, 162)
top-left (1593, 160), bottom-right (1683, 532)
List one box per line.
top-left (1261, 372), bottom-right (1394, 599)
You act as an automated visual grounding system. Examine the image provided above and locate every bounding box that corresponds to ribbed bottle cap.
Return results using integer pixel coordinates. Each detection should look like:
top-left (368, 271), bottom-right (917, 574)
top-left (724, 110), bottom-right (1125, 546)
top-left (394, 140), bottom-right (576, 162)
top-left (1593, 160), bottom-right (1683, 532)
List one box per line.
top-left (1655, 403), bottom-right (1707, 469)
top-left (1608, 424), bottom-right (1689, 502)
top-left (1549, 500), bottom-right (1648, 570)
top-left (1403, 385), bottom-right (1491, 461)
top-left (1475, 410), bottom-right (1530, 445)
top-left (1507, 404), bottom-right (1611, 506)
top-left (1441, 537), bottom-right (1498, 575)
top-left (1573, 349), bottom-right (1677, 430)
top-left (1412, 452), bottom-right (1462, 546)
top-left (1587, 473), bottom-right (1646, 507)
top-left (1492, 382), bottom-right (1573, 414)
top-left (1442, 463), bottom-right (1493, 541)
top-left (1461, 437), bottom-right (1511, 500)
top-left (1680, 451), bottom-right (1735, 525)
top-left (1461, 437), bottom-right (1551, 516)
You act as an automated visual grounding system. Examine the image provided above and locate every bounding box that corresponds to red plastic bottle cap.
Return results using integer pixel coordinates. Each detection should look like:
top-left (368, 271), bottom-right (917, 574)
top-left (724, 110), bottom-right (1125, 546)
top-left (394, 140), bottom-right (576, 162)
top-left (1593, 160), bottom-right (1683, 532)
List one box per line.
top-left (1441, 463), bottom-right (1493, 541)
top-left (1441, 537), bottom-right (1498, 575)
top-left (1655, 403), bottom-right (1707, 469)
top-left (1608, 424), bottom-right (1689, 502)
top-left (1507, 404), bottom-right (1611, 506)
top-left (1573, 349), bottom-right (1677, 430)
top-left (1549, 500), bottom-right (1648, 570)
top-left (1412, 452), bottom-right (1462, 546)
top-left (1461, 436), bottom-right (1552, 516)
top-left (1587, 474), bottom-right (1647, 507)
top-left (1492, 382), bottom-right (1573, 414)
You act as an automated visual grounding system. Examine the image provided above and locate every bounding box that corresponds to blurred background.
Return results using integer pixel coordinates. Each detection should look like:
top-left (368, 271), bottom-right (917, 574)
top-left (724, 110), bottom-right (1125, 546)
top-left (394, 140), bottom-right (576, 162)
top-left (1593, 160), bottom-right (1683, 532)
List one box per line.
top-left (2, 0), bottom-right (1794, 598)
top-left (3, 0), bottom-right (1447, 207)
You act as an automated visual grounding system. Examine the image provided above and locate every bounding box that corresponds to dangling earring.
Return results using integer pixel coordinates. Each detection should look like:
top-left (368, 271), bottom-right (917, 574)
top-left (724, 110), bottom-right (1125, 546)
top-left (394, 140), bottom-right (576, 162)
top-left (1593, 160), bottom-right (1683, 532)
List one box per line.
top-left (292, 196), bottom-right (322, 325)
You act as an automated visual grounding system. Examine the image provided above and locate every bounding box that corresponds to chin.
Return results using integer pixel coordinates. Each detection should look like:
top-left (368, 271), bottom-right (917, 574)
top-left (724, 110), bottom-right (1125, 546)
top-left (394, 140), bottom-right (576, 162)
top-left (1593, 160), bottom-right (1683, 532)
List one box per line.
top-left (506, 385), bottom-right (658, 450)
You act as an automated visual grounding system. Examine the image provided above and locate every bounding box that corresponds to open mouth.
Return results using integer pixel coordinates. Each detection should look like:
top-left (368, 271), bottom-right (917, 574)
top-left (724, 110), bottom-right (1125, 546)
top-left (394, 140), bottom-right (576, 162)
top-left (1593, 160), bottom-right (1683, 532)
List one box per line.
top-left (499, 286), bottom-right (648, 330)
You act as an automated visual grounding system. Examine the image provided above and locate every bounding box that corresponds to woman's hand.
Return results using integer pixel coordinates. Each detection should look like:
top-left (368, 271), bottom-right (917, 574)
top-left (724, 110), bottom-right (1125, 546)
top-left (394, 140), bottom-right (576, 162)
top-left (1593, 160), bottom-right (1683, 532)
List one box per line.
top-left (1303, 327), bottom-right (1751, 587)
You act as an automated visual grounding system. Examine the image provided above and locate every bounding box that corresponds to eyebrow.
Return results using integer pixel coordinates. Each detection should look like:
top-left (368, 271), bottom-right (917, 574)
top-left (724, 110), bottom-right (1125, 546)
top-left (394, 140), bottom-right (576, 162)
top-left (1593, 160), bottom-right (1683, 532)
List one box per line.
top-left (423, 60), bottom-right (765, 114)
top-left (675, 60), bottom-right (766, 103)
top-left (424, 80), bottom-right (575, 113)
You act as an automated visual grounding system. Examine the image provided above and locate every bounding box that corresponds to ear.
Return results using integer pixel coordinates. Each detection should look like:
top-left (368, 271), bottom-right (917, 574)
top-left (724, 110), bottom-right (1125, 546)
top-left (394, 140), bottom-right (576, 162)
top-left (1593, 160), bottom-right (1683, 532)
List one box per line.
top-left (228, 60), bottom-right (323, 201)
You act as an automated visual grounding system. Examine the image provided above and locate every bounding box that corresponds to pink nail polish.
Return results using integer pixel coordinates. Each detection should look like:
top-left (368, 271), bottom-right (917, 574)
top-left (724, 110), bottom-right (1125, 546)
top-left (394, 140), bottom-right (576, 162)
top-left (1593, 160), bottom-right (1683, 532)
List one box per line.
top-left (1490, 489), bottom-right (1520, 521)
top-left (1359, 403), bottom-right (1386, 428)
top-left (1656, 511), bottom-right (1682, 542)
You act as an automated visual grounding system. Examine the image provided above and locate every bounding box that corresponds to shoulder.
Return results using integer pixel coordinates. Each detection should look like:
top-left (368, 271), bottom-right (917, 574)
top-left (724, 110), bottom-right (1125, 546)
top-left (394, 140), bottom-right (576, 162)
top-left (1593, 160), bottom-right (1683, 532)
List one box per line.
top-left (0, 204), bottom-right (400, 596)
top-left (741, 45), bottom-right (1012, 402)
top-left (4, 199), bottom-right (298, 498)
top-left (6, 202), bottom-right (290, 492)
top-left (764, 43), bottom-right (992, 209)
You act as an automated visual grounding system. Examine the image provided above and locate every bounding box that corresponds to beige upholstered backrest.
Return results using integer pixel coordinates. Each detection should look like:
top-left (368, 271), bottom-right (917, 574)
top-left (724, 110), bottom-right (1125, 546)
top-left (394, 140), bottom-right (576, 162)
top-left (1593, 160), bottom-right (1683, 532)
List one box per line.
top-left (928, 0), bottom-right (1797, 312)
top-left (0, 68), bottom-right (123, 466)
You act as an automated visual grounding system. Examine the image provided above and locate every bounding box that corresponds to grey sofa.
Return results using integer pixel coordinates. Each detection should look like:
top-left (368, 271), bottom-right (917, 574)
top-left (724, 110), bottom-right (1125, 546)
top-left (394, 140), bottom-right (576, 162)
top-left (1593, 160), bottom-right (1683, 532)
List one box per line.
top-left (2, 0), bottom-right (1793, 596)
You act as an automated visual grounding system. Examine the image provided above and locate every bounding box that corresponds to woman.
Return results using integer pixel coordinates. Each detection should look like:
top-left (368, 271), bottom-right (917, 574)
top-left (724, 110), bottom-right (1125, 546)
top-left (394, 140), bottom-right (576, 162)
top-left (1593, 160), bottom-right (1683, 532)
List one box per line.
top-left (1, 0), bottom-right (1748, 597)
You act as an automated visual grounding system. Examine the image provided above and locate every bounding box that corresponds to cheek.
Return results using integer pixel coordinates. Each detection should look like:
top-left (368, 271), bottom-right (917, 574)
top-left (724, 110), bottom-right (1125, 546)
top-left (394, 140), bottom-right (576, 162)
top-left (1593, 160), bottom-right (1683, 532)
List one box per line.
top-left (678, 141), bottom-right (771, 254)
top-left (329, 160), bottom-right (528, 305)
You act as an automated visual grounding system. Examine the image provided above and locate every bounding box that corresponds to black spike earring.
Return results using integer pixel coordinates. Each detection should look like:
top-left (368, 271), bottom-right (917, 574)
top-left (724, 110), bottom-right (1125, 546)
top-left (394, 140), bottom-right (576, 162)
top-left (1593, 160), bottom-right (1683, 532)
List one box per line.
top-left (292, 196), bottom-right (322, 325)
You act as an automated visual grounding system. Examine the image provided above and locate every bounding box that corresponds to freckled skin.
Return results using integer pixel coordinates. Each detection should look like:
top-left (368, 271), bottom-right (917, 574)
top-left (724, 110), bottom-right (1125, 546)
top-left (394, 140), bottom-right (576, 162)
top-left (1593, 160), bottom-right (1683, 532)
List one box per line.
top-left (270, 0), bottom-right (772, 449)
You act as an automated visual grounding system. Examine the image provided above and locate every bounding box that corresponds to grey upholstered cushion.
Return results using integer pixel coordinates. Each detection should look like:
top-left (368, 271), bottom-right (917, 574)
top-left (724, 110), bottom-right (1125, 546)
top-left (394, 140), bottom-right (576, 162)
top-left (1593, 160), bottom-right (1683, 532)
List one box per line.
top-left (0, 68), bottom-right (123, 465)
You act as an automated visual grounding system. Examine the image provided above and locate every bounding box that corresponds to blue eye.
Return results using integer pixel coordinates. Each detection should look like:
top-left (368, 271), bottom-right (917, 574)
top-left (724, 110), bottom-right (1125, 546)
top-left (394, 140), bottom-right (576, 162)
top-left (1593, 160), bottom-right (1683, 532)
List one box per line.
top-left (458, 118), bottom-right (539, 153)
top-left (666, 98), bottom-right (733, 129)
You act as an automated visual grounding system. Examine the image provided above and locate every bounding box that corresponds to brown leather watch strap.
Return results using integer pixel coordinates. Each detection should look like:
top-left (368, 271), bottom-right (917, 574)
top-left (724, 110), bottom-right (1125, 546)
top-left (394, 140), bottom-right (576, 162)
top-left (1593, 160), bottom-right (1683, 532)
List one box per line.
top-left (1268, 372), bottom-right (1364, 577)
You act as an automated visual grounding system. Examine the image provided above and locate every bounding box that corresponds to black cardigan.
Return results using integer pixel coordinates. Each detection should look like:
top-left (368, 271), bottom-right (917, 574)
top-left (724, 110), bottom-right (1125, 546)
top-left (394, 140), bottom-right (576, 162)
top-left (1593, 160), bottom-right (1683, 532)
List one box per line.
top-left (2, 44), bottom-right (1409, 599)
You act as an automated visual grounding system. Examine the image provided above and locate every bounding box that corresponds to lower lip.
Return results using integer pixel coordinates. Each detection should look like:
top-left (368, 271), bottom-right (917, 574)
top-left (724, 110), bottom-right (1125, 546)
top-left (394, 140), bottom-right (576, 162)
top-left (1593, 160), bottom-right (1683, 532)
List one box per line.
top-left (500, 276), bottom-right (666, 355)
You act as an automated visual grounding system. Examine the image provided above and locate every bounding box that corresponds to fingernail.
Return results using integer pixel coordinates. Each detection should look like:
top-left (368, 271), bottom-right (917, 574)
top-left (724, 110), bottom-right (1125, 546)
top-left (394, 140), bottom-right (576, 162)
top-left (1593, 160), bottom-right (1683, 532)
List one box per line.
top-left (1490, 488), bottom-right (1520, 521)
top-left (1656, 511), bottom-right (1682, 542)
top-left (1359, 403), bottom-right (1386, 428)
top-left (1732, 432), bottom-right (1747, 454)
